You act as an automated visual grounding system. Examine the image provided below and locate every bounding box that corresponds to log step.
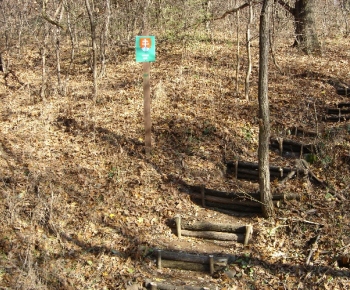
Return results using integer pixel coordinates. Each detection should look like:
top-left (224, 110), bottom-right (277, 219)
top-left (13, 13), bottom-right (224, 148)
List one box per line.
top-left (226, 160), bottom-right (305, 181)
top-left (326, 108), bottom-right (350, 115)
top-left (288, 126), bottom-right (318, 137)
top-left (169, 215), bottom-right (253, 245)
top-left (336, 87), bottom-right (350, 96)
top-left (323, 114), bottom-right (350, 122)
top-left (270, 137), bottom-right (316, 155)
top-left (337, 102), bottom-right (350, 108)
top-left (144, 279), bottom-right (215, 290)
top-left (184, 185), bottom-right (299, 201)
top-left (150, 248), bottom-right (235, 275)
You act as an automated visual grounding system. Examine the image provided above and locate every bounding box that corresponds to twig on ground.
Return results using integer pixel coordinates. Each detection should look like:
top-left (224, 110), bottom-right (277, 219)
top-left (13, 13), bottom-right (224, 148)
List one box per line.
top-left (306, 231), bottom-right (321, 265)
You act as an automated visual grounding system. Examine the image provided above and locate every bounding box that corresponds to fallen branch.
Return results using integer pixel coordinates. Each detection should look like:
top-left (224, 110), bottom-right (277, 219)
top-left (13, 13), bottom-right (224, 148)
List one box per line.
top-left (278, 218), bottom-right (324, 227)
top-left (279, 170), bottom-right (296, 186)
top-left (306, 232), bottom-right (321, 265)
top-left (308, 170), bottom-right (327, 188)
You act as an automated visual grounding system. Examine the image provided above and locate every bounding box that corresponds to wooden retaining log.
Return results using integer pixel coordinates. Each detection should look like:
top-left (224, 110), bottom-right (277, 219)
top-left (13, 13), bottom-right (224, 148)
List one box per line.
top-left (152, 249), bottom-right (230, 274)
top-left (189, 192), bottom-right (262, 208)
top-left (185, 185), bottom-right (300, 201)
top-left (201, 200), bottom-right (262, 213)
top-left (336, 87), bottom-right (350, 96)
top-left (226, 161), bottom-right (305, 181)
top-left (170, 216), bottom-right (253, 244)
top-left (188, 192), bottom-right (281, 211)
top-left (161, 260), bottom-right (209, 272)
top-left (323, 114), bottom-right (350, 122)
top-left (144, 279), bottom-right (214, 290)
top-left (288, 126), bottom-right (319, 138)
top-left (171, 218), bottom-right (247, 233)
top-left (270, 138), bottom-right (316, 154)
top-left (337, 102), bottom-right (350, 108)
top-left (326, 107), bottom-right (350, 115)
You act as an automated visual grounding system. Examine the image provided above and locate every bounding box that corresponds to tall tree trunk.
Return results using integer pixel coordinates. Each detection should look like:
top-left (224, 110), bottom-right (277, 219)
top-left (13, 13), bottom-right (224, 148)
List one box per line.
top-left (85, 0), bottom-right (98, 101)
top-left (258, 0), bottom-right (274, 218)
top-left (203, 0), bottom-right (212, 36)
top-left (277, 0), bottom-right (320, 54)
top-left (63, 0), bottom-right (76, 95)
top-left (245, 1), bottom-right (253, 101)
top-left (40, 22), bottom-right (49, 101)
top-left (99, 0), bottom-right (111, 78)
top-left (340, 0), bottom-right (350, 36)
top-left (235, 0), bottom-right (240, 93)
top-left (293, 0), bottom-right (320, 54)
top-left (54, 3), bottom-right (64, 95)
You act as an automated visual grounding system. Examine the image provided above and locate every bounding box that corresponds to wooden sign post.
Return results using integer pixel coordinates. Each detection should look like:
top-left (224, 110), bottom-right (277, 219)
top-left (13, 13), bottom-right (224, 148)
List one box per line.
top-left (136, 34), bottom-right (156, 156)
top-left (143, 62), bottom-right (151, 155)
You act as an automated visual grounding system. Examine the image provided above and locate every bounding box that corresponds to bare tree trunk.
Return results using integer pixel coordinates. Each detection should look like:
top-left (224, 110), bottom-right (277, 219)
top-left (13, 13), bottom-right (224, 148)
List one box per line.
top-left (40, 22), bottom-right (49, 100)
top-left (17, 7), bottom-right (24, 56)
top-left (277, 0), bottom-right (320, 54)
top-left (235, 0), bottom-right (240, 94)
top-left (54, 4), bottom-right (64, 95)
top-left (245, 1), bottom-right (253, 101)
top-left (99, 0), bottom-right (111, 78)
top-left (203, 0), bottom-right (212, 36)
top-left (42, 0), bottom-right (65, 96)
top-left (63, 0), bottom-right (76, 95)
top-left (270, 1), bottom-right (282, 74)
top-left (294, 0), bottom-right (320, 54)
top-left (0, 53), bottom-right (3, 72)
top-left (340, 0), bottom-right (350, 36)
top-left (258, 0), bottom-right (274, 218)
top-left (85, 0), bottom-right (98, 101)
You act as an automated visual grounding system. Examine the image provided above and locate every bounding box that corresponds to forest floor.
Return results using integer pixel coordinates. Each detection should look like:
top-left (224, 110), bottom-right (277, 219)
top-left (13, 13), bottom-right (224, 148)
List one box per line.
top-left (1, 33), bottom-right (350, 289)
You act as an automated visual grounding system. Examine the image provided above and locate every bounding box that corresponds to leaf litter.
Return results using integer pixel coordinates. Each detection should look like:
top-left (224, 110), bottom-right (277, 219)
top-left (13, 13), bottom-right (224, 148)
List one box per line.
top-left (0, 34), bottom-right (350, 289)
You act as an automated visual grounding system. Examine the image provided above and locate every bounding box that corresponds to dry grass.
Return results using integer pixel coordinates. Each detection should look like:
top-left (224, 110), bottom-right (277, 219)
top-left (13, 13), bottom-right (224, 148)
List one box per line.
top-left (1, 32), bottom-right (350, 289)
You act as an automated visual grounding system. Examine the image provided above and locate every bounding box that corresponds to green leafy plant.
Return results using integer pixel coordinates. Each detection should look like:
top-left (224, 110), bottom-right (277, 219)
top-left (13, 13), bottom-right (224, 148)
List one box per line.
top-left (242, 126), bottom-right (254, 142)
top-left (108, 167), bottom-right (117, 179)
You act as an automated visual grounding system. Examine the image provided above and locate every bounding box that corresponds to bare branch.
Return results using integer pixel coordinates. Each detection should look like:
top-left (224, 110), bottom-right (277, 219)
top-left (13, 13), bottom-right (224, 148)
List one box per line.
top-left (275, 0), bottom-right (295, 15)
top-left (213, 1), bottom-right (261, 21)
top-left (42, 0), bottom-right (65, 30)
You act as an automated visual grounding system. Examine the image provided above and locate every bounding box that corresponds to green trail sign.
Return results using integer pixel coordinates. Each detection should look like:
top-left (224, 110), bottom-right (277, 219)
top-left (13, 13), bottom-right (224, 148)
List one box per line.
top-left (135, 36), bottom-right (156, 62)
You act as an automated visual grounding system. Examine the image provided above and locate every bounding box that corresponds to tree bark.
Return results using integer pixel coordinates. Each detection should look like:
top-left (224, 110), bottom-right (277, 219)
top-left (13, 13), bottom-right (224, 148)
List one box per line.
top-left (277, 0), bottom-right (320, 54)
top-left (294, 0), bottom-right (320, 53)
top-left (245, 1), bottom-right (253, 101)
top-left (235, 2), bottom-right (240, 93)
top-left (85, 0), bottom-right (98, 101)
top-left (258, 0), bottom-right (275, 218)
top-left (99, 0), bottom-right (111, 78)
